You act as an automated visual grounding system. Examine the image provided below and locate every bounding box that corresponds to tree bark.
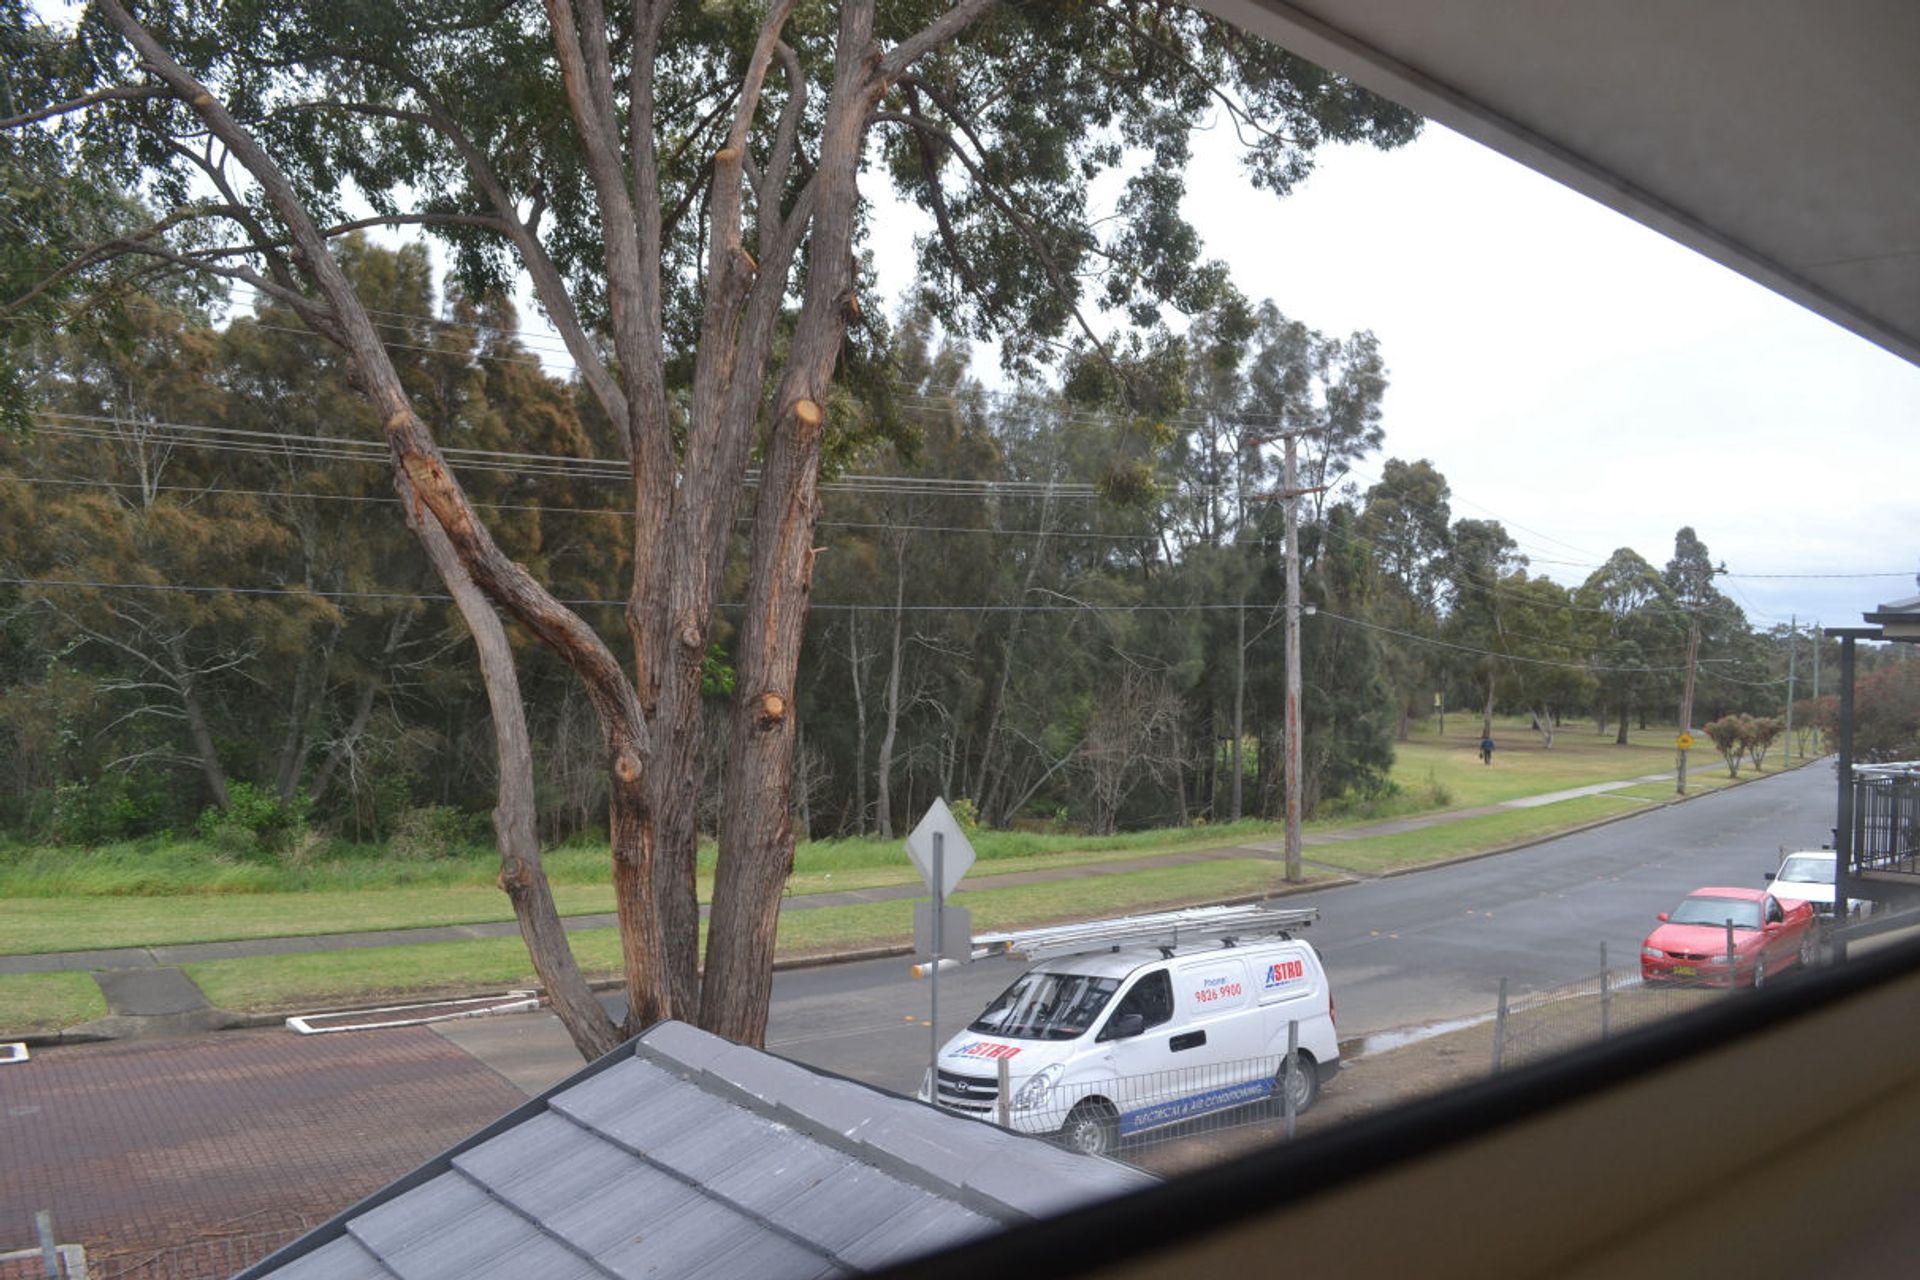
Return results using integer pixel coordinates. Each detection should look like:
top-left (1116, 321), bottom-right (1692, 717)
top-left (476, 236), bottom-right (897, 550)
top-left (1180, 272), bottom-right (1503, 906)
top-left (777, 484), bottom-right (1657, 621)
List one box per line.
top-left (404, 480), bottom-right (618, 1060)
top-left (702, 0), bottom-right (877, 1045)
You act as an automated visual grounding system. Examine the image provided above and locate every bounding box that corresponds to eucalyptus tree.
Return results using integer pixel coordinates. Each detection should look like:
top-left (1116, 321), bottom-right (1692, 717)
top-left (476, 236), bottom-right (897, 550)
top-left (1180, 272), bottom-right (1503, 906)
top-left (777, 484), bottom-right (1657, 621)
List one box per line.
top-left (1575, 547), bottom-right (1673, 743)
top-left (1357, 457), bottom-right (1452, 738)
top-left (5, 0), bottom-right (1416, 1053)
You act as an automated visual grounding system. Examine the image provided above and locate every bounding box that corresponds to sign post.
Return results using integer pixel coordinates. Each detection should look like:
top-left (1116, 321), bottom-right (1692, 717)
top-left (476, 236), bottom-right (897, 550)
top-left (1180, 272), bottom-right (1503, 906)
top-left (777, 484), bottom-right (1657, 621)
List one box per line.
top-left (907, 798), bottom-right (976, 1094)
top-left (932, 832), bottom-right (943, 1072)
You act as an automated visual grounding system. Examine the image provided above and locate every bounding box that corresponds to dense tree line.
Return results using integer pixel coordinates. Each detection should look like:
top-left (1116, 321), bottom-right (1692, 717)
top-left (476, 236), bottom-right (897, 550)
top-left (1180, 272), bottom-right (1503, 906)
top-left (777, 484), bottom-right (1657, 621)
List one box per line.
top-left (3, 246), bottom-right (1867, 860)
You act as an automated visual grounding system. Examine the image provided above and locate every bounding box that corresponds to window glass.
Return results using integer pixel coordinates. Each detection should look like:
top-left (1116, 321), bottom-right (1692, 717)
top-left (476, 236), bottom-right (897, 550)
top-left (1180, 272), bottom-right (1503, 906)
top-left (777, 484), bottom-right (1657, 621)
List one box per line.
top-left (1668, 896), bottom-right (1763, 929)
top-left (967, 971), bottom-right (1119, 1041)
top-left (1098, 970), bottom-right (1174, 1040)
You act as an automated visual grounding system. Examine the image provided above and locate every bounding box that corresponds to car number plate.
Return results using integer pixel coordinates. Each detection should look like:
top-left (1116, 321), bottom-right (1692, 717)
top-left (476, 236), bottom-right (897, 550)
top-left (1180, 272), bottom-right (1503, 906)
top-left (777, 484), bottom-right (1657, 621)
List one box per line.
top-left (1672, 965), bottom-right (1696, 977)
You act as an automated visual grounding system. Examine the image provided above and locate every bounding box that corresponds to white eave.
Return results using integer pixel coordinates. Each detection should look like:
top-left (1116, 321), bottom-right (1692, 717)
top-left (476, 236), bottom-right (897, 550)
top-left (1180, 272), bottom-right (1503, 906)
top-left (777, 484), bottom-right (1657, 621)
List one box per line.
top-left (1189, 0), bottom-right (1920, 369)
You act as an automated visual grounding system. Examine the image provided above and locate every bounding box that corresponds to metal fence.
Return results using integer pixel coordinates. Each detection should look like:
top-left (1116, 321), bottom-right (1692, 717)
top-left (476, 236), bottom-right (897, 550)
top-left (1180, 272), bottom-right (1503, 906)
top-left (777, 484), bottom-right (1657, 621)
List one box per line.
top-left (935, 1034), bottom-right (1318, 1170)
top-left (1492, 950), bottom-right (1728, 1075)
top-left (1850, 762), bottom-right (1920, 875)
top-left (85, 1227), bottom-right (300, 1280)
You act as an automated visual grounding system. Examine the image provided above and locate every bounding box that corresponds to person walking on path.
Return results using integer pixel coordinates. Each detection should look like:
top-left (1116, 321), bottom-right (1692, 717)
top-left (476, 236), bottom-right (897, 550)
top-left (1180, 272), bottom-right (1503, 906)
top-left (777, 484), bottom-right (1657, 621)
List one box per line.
top-left (1480, 733), bottom-right (1496, 765)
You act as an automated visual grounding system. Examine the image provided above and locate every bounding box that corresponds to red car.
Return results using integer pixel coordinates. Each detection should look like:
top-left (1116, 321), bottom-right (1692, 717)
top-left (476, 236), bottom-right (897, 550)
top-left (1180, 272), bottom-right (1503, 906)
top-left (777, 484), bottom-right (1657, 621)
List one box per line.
top-left (1640, 886), bottom-right (1816, 988)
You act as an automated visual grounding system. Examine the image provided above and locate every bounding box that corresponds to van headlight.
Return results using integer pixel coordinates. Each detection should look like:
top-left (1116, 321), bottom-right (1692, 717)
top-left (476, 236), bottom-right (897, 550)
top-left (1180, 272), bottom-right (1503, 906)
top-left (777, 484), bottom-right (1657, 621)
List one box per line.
top-left (1014, 1063), bottom-right (1063, 1111)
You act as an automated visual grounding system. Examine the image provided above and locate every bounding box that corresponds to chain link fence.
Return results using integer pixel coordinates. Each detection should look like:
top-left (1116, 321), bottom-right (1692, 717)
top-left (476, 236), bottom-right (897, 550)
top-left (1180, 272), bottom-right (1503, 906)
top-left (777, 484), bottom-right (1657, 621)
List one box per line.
top-left (1493, 948), bottom-right (1732, 1075)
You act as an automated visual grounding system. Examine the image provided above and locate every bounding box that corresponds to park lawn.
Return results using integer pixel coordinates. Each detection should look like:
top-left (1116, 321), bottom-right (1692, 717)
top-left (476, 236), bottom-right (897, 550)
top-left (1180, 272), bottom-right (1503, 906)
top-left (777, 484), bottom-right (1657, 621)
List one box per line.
top-left (1391, 715), bottom-right (1689, 809)
top-left (0, 882), bottom-right (619, 957)
top-left (184, 859), bottom-right (1317, 1014)
top-left (0, 821), bottom-right (1289, 957)
top-left (1304, 796), bottom-right (1634, 875)
top-left (0, 972), bottom-right (109, 1036)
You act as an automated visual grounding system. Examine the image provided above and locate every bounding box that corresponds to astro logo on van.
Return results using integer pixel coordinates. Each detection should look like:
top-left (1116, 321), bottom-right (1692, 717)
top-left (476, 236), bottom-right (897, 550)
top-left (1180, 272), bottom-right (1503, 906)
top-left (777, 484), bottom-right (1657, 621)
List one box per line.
top-left (956, 1041), bottom-right (1021, 1060)
top-left (1264, 958), bottom-right (1306, 990)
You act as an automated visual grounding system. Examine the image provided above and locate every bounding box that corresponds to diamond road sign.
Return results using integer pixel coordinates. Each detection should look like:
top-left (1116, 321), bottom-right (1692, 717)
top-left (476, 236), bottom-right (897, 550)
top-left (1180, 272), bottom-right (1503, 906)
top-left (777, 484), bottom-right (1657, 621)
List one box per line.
top-left (906, 797), bottom-right (976, 897)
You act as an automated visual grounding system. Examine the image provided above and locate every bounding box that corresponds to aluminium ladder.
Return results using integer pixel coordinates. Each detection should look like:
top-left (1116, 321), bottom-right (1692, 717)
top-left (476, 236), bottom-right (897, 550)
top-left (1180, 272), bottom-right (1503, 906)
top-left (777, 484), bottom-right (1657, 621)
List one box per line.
top-left (971, 903), bottom-right (1317, 963)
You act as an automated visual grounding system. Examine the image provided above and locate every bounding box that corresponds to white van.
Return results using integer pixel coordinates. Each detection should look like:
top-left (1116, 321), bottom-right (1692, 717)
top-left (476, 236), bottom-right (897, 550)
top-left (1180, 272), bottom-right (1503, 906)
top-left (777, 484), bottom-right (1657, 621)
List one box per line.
top-left (921, 907), bottom-right (1338, 1157)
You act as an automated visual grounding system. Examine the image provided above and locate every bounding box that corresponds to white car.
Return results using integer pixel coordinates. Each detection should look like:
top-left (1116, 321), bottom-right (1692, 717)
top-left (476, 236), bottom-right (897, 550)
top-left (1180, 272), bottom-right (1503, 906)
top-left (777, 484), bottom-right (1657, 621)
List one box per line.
top-left (924, 923), bottom-right (1338, 1159)
top-left (1765, 849), bottom-right (1867, 917)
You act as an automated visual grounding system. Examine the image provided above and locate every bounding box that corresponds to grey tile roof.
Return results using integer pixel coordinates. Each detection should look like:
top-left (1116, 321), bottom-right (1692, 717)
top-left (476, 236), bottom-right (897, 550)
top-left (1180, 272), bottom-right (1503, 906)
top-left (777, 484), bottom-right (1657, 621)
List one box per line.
top-left (240, 1021), bottom-right (1153, 1280)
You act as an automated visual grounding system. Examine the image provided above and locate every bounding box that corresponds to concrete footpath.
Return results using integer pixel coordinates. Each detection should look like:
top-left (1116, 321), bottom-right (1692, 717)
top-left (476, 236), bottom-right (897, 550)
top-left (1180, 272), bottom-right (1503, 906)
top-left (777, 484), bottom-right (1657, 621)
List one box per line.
top-left (3, 769), bottom-right (1688, 1034)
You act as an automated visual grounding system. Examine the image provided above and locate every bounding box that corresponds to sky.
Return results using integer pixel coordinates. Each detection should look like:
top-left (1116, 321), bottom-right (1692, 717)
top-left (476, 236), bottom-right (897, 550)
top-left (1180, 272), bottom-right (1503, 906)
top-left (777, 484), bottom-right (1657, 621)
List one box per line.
top-left (864, 120), bottom-right (1920, 635)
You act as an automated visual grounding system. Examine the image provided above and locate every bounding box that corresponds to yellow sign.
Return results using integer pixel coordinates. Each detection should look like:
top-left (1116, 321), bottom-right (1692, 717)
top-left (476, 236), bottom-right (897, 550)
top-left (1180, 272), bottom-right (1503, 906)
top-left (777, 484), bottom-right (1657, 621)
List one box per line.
top-left (1676, 733), bottom-right (1694, 751)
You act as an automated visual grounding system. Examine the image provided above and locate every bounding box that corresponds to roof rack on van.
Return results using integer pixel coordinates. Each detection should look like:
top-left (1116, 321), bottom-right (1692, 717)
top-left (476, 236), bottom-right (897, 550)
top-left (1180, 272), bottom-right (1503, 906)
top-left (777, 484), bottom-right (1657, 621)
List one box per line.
top-left (971, 904), bottom-right (1318, 963)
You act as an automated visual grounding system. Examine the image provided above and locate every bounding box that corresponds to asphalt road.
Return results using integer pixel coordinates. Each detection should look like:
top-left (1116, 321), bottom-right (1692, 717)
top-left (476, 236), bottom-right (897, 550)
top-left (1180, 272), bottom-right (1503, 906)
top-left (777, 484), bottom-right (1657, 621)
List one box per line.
top-left (760, 762), bottom-right (1839, 1094)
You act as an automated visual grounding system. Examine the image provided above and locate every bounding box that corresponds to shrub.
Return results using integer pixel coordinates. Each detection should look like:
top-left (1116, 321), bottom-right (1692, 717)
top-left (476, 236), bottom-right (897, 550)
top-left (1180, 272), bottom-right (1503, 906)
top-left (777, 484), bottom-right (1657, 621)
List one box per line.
top-left (947, 797), bottom-right (980, 834)
top-left (388, 805), bottom-right (490, 860)
top-left (49, 773), bottom-right (178, 845)
top-left (195, 782), bottom-right (311, 858)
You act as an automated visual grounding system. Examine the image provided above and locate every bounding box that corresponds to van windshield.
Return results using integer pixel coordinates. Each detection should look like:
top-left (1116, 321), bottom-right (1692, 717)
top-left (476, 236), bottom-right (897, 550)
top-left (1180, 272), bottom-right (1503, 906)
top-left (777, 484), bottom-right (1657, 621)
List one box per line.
top-left (968, 972), bottom-right (1120, 1041)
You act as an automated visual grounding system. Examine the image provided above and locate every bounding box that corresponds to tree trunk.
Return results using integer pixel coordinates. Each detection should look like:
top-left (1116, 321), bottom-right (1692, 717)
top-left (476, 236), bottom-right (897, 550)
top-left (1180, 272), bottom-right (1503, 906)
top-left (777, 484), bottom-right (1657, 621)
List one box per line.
top-left (875, 538), bottom-right (907, 838)
top-left (847, 623), bottom-right (869, 835)
top-left (1616, 699), bottom-right (1630, 745)
top-left (406, 488), bottom-right (619, 1061)
top-left (168, 638), bottom-right (229, 811)
top-left (311, 609), bottom-right (417, 805)
top-left (1480, 681), bottom-right (1497, 740)
top-left (971, 485), bottom-right (1056, 820)
top-left (703, 2), bottom-right (874, 1044)
top-left (1230, 602), bottom-right (1245, 822)
top-left (1530, 706), bottom-right (1555, 749)
top-left (272, 643), bottom-right (319, 802)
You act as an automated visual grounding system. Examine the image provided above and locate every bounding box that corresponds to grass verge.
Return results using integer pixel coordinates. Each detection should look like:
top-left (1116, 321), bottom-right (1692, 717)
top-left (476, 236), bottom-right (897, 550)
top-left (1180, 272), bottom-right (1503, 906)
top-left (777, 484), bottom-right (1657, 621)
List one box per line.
top-left (185, 859), bottom-right (1318, 1014)
top-left (1303, 796), bottom-right (1632, 874)
top-left (0, 972), bottom-right (109, 1035)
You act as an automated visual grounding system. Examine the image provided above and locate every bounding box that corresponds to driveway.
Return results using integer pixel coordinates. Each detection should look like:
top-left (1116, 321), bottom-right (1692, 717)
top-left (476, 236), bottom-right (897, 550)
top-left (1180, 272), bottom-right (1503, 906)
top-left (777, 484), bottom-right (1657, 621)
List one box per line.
top-left (0, 1027), bottom-right (524, 1278)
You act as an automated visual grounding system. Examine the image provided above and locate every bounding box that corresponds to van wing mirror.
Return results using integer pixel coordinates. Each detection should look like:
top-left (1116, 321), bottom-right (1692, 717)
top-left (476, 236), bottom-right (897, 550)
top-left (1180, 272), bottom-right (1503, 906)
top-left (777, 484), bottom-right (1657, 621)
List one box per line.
top-left (1111, 1012), bottom-right (1146, 1040)
top-left (1657, 912), bottom-right (1670, 922)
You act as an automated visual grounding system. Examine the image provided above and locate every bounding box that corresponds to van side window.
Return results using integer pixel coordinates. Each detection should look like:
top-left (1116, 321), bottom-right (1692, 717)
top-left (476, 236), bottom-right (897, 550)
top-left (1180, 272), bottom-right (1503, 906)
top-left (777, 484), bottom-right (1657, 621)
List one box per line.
top-left (1097, 970), bottom-right (1174, 1041)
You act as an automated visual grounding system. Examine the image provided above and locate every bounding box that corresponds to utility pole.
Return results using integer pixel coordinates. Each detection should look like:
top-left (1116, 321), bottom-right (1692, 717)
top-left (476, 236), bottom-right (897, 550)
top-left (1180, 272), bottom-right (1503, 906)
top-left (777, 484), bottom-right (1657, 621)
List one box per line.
top-left (1282, 434), bottom-right (1304, 883)
top-left (1247, 429), bottom-right (1326, 884)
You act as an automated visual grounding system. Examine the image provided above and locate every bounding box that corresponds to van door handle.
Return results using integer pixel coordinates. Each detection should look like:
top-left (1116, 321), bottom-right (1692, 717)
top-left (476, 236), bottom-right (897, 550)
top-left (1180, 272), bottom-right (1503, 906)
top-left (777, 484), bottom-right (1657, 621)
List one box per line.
top-left (1170, 1031), bottom-right (1206, 1052)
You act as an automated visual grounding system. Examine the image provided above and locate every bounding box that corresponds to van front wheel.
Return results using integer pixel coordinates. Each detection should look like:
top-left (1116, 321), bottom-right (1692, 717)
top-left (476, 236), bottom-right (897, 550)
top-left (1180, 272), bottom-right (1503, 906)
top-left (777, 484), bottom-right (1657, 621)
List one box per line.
top-left (1059, 1100), bottom-right (1119, 1158)
top-left (1274, 1052), bottom-right (1319, 1115)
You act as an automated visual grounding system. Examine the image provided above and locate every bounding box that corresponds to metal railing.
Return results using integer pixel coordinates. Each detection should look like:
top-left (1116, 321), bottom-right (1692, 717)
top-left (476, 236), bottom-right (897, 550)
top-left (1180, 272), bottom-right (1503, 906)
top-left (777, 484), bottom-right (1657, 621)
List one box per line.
top-left (1849, 763), bottom-right (1920, 876)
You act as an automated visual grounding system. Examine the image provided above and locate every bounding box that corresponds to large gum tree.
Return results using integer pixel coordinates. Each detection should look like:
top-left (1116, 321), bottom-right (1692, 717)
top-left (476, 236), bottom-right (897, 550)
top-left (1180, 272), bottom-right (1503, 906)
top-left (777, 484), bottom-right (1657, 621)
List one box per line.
top-left (3, 0), bottom-right (1416, 1055)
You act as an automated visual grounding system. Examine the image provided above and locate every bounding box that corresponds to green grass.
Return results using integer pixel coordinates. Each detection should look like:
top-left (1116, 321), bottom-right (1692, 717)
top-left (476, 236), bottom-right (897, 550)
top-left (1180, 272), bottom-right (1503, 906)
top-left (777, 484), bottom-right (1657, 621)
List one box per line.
top-left (1389, 715), bottom-right (1689, 809)
top-left (0, 819), bottom-right (1287, 902)
top-left (0, 883), bottom-right (621, 957)
top-left (0, 821), bottom-right (1291, 956)
top-left (185, 858), bottom-right (1318, 1013)
top-left (1305, 796), bottom-right (1632, 874)
top-left (0, 972), bottom-right (109, 1035)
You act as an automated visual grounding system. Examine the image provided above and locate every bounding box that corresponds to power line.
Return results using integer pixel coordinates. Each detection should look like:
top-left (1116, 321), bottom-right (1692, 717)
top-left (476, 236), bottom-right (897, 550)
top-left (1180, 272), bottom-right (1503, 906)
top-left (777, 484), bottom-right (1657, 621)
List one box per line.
top-left (0, 471), bottom-right (1157, 540)
top-left (26, 411), bottom-right (1102, 500)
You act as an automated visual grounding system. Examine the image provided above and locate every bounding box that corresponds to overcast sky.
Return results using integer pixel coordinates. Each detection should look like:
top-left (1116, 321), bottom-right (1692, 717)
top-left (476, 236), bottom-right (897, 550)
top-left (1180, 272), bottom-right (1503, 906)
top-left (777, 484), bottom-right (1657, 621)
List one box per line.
top-left (868, 120), bottom-right (1920, 635)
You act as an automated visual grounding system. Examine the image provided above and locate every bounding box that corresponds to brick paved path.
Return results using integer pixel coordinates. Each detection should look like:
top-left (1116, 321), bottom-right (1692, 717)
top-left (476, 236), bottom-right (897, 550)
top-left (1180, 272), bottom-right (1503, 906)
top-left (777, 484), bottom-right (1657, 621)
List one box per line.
top-left (0, 1027), bottom-right (525, 1277)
